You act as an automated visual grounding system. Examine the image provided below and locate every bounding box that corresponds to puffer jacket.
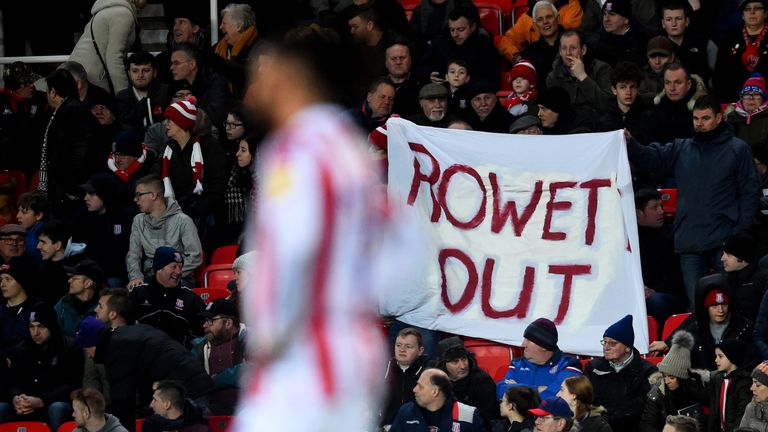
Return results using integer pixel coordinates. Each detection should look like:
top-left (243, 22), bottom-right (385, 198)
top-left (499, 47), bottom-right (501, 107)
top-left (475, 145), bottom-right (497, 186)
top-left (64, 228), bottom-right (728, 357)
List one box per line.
top-left (639, 371), bottom-right (707, 432)
top-left (572, 406), bottom-right (613, 432)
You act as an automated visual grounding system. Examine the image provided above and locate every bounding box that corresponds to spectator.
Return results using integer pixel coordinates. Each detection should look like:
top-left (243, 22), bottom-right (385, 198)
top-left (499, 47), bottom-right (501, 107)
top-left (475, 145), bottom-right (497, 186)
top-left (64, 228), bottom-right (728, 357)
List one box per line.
top-left (408, 83), bottom-right (460, 127)
top-left (0, 303), bottom-right (84, 431)
top-left (709, 339), bottom-right (752, 432)
top-left (348, 6), bottom-right (405, 93)
top-left (0, 257), bottom-right (40, 355)
top-left (493, 386), bottom-right (540, 432)
top-left (227, 250), bottom-right (254, 310)
top-left (0, 224), bottom-right (28, 265)
top-left (725, 73), bottom-right (768, 154)
top-left (739, 361), bottom-right (768, 429)
top-left (587, 0), bottom-right (651, 67)
top-left (586, 315), bottom-right (657, 432)
top-left (38, 69), bottom-right (91, 219)
top-left (650, 275), bottom-right (754, 370)
top-left (419, 5), bottom-right (499, 86)
top-left (664, 415), bottom-right (700, 432)
top-left (56, 61), bottom-right (116, 114)
top-left (519, 1), bottom-right (564, 89)
top-left (600, 61), bottom-right (649, 144)
top-left (116, 51), bottom-right (171, 133)
top-left (71, 173), bottom-right (136, 287)
top-left (645, 62), bottom-right (707, 144)
top-left (407, 0), bottom-right (470, 55)
top-left (436, 336), bottom-right (499, 430)
top-left (347, 77), bottom-right (396, 133)
top-left (464, 81), bottom-right (513, 133)
top-left (0, 62), bottom-right (48, 176)
top-left (74, 316), bottom-right (111, 406)
top-left (169, 43), bottom-right (232, 127)
top-left (70, 388), bottom-right (127, 432)
top-left (93, 288), bottom-right (213, 429)
top-left (509, 115), bottom-right (543, 134)
top-left (498, 0), bottom-right (583, 63)
top-left (105, 130), bottom-right (157, 206)
top-left (130, 246), bottom-right (205, 346)
top-left (36, 220), bottom-right (87, 307)
top-left (639, 36), bottom-right (676, 106)
top-left (220, 104), bottom-right (250, 166)
top-left (155, 8), bottom-right (209, 85)
top-left (537, 86), bottom-right (581, 134)
top-left (211, 4), bottom-right (260, 99)
top-left (125, 175), bottom-right (202, 288)
top-left (382, 327), bottom-right (430, 427)
top-left (503, 60), bottom-right (538, 118)
top-left (15, 192), bottom-right (48, 263)
top-left (54, 260), bottom-right (103, 338)
top-left (527, 396), bottom-right (574, 432)
top-left (715, 0), bottom-right (768, 103)
top-left (220, 134), bottom-right (257, 246)
top-left (634, 189), bottom-right (687, 322)
top-left (69, 0), bottom-right (146, 94)
top-left (496, 318), bottom-right (582, 401)
top-left (660, 2), bottom-right (716, 85)
top-left (556, 375), bottom-right (612, 432)
top-left (387, 44), bottom-right (425, 118)
top-left (445, 59), bottom-right (472, 117)
top-left (159, 96), bottom-right (228, 222)
top-left (628, 95), bottom-right (759, 308)
top-left (640, 330), bottom-right (707, 432)
top-left (389, 368), bottom-right (485, 432)
top-left (143, 380), bottom-right (210, 432)
top-left (546, 30), bottom-right (613, 125)
top-left (721, 232), bottom-right (768, 322)
top-left (755, 147), bottom-right (768, 244)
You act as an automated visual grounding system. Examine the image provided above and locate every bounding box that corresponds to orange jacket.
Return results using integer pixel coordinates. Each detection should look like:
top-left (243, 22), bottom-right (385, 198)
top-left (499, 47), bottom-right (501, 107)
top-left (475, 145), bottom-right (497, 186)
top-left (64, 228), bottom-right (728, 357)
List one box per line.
top-left (497, 0), bottom-right (584, 61)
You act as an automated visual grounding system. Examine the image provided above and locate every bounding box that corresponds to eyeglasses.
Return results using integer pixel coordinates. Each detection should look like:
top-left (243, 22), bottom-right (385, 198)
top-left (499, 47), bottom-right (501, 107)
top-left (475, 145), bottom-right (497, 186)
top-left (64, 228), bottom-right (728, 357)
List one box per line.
top-left (134, 191), bottom-right (153, 199)
top-left (600, 339), bottom-right (620, 348)
top-left (743, 92), bottom-right (763, 99)
top-left (745, 5), bottom-right (765, 12)
top-left (225, 122), bottom-right (244, 129)
top-left (170, 60), bottom-right (191, 67)
top-left (1, 237), bottom-right (24, 244)
top-left (535, 415), bottom-right (557, 422)
top-left (203, 316), bottom-right (229, 325)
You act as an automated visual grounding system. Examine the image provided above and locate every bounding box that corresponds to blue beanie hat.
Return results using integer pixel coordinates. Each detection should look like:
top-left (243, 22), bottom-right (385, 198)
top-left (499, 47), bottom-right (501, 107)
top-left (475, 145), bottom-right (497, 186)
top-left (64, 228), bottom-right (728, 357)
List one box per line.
top-left (76, 316), bottom-right (106, 348)
top-left (153, 246), bottom-right (184, 272)
top-left (603, 314), bottom-right (634, 348)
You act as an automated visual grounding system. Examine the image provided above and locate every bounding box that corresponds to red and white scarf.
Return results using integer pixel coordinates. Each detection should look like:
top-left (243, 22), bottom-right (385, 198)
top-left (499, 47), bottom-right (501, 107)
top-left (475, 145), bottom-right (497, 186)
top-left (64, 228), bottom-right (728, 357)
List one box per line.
top-left (107, 144), bottom-right (148, 182)
top-left (742, 25), bottom-right (768, 72)
top-left (161, 139), bottom-right (204, 198)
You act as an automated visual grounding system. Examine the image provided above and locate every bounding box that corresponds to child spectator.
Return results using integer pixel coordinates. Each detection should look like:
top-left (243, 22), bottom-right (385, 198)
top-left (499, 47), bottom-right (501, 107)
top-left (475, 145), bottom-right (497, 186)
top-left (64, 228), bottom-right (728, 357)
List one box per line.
top-left (16, 191), bottom-right (48, 263)
top-left (504, 60), bottom-right (539, 117)
top-left (446, 60), bottom-right (471, 115)
top-left (709, 339), bottom-right (752, 432)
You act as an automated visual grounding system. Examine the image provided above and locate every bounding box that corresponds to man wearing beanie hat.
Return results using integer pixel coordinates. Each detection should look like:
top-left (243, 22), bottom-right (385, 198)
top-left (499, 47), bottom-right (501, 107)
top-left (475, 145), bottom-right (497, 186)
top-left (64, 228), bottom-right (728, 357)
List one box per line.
top-left (0, 303), bottom-right (83, 429)
top-left (496, 318), bottom-right (582, 401)
top-left (129, 246), bottom-right (205, 347)
top-left (106, 129), bottom-right (156, 199)
top-left (586, 315), bottom-right (658, 432)
top-left (0, 257), bottom-right (40, 354)
top-left (587, 0), bottom-right (652, 68)
top-left (740, 360), bottom-right (768, 429)
top-left (641, 330), bottom-right (706, 431)
top-left (465, 81), bottom-right (513, 133)
top-left (435, 336), bottom-right (498, 430)
top-left (709, 338), bottom-right (753, 432)
top-left (721, 232), bottom-right (768, 322)
top-left (725, 73), bottom-right (768, 154)
top-left (650, 274), bottom-right (754, 371)
top-left (537, 86), bottom-right (581, 134)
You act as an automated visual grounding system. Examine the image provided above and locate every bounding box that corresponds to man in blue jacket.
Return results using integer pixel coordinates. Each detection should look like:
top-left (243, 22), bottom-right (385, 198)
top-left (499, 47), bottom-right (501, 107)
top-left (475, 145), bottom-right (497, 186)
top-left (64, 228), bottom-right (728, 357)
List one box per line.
top-left (627, 95), bottom-right (760, 310)
top-left (390, 368), bottom-right (484, 432)
top-left (496, 318), bottom-right (582, 400)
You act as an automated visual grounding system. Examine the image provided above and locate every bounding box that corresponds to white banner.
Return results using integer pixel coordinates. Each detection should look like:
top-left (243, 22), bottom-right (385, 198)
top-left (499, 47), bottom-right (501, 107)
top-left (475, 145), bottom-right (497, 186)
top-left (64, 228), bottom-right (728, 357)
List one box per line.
top-left (380, 118), bottom-right (649, 356)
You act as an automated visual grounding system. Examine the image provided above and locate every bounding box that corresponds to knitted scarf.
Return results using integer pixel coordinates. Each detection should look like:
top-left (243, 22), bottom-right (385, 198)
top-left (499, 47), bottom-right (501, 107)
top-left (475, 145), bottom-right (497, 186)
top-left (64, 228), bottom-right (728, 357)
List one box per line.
top-left (742, 25), bottom-right (768, 72)
top-left (107, 144), bottom-right (148, 182)
top-left (214, 26), bottom-right (258, 60)
top-left (161, 139), bottom-right (204, 199)
top-left (505, 88), bottom-right (538, 108)
top-left (223, 166), bottom-right (254, 223)
top-left (38, 96), bottom-right (68, 195)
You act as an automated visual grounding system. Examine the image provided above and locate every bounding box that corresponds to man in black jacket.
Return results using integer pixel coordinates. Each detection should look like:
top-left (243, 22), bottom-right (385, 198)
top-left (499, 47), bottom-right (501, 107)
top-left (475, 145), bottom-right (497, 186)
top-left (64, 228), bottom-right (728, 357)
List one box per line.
top-left (382, 327), bottom-right (430, 427)
top-left (721, 232), bottom-right (768, 322)
top-left (116, 51), bottom-right (170, 134)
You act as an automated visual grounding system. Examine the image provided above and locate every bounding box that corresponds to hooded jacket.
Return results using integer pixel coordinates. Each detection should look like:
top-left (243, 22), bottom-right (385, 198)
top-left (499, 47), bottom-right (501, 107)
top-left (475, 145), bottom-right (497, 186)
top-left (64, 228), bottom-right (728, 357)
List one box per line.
top-left (639, 371), bottom-right (707, 432)
top-left (73, 414), bottom-right (128, 432)
top-left (69, 0), bottom-right (139, 94)
top-left (497, 349), bottom-right (582, 401)
top-left (707, 367), bottom-right (752, 432)
top-left (125, 197), bottom-right (203, 280)
top-left (627, 121), bottom-right (760, 254)
top-left (382, 354), bottom-right (430, 426)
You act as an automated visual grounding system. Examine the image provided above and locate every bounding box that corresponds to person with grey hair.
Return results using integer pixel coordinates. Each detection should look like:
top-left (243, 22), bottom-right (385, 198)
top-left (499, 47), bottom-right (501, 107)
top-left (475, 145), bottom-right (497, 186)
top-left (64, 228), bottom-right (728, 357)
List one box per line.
top-left (211, 3), bottom-right (260, 99)
top-left (57, 61), bottom-right (116, 112)
top-left (520, 1), bottom-right (564, 87)
top-left (662, 415), bottom-right (699, 432)
top-left (170, 43), bottom-right (232, 127)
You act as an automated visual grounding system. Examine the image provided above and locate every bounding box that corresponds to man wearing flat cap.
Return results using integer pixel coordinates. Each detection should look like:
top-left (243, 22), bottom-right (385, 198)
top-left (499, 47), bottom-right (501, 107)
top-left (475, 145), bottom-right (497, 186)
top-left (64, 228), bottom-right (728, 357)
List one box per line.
top-left (587, 0), bottom-right (652, 67)
top-left (129, 246), bottom-right (205, 347)
top-left (496, 318), bottom-right (582, 401)
top-left (720, 232), bottom-right (768, 322)
top-left (0, 224), bottom-right (29, 265)
top-left (407, 83), bottom-right (460, 128)
top-left (191, 299), bottom-right (246, 415)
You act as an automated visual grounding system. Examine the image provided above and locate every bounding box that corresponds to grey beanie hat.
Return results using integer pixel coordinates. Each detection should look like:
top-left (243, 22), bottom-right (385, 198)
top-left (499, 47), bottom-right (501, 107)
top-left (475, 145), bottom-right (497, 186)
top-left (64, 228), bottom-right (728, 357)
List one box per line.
top-left (658, 330), bottom-right (694, 379)
top-left (232, 250), bottom-right (256, 272)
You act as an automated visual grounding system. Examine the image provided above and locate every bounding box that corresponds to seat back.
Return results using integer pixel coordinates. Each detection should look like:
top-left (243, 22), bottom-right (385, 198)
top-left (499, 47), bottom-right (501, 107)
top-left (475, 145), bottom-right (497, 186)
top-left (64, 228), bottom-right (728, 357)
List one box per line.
top-left (210, 245), bottom-right (239, 265)
top-left (466, 343), bottom-right (512, 382)
top-left (204, 264), bottom-right (235, 289)
top-left (192, 287), bottom-right (231, 304)
top-left (56, 422), bottom-right (77, 432)
top-left (136, 419), bottom-right (145, 432)
top-left (647, 315), bottom-right (659, 341)
top-left (661, 313), bottom-right (692, 341)
top-left (0, 423), bottom-right (51, 432)
top-left (476, 3), bottom-right (504, 36)
top-left (209, 415), bottom-right (234, 432)
top-left (658, 188), bottom-right (677, 216)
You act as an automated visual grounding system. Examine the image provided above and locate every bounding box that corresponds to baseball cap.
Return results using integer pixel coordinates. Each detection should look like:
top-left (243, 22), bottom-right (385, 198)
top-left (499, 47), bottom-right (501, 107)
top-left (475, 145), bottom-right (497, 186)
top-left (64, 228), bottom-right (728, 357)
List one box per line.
top-left (199, 299), bottom-right (239, 319)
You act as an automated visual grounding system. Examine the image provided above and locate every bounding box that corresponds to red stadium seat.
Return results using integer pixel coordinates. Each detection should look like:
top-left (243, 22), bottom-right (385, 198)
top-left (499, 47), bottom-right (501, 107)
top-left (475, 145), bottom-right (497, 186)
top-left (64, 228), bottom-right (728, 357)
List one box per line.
top-left (136, 419), bottom-right (145, 432)
top-left (192, 287), bottom-right (230, 304)
top-left (476, 3), bottom-right (504, 36)
top-left (210, 245), bottom-right (239, 265)
top-left (2, 169), bottom-right (28, 201)
top-left (56, 422), bottom-right (77, 432)
top-left (209, 416), bottom-right (234, 432)
top-left (661, 313), bottom-right (692, 341)
top-left (580, 358), bottom-right (591, 370)
top-left (0, 423), bottom-right (51, 432)
top-left (29, 170), bottom-right (40, 192)
top-left (397, 0), bottom-right (420, 7)
top-left (647, 315), bottom-right (659, 341)
top-left (204, 264), bottom-right (235, 289)
top-left (466, 343), bottom-right (513, 382)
